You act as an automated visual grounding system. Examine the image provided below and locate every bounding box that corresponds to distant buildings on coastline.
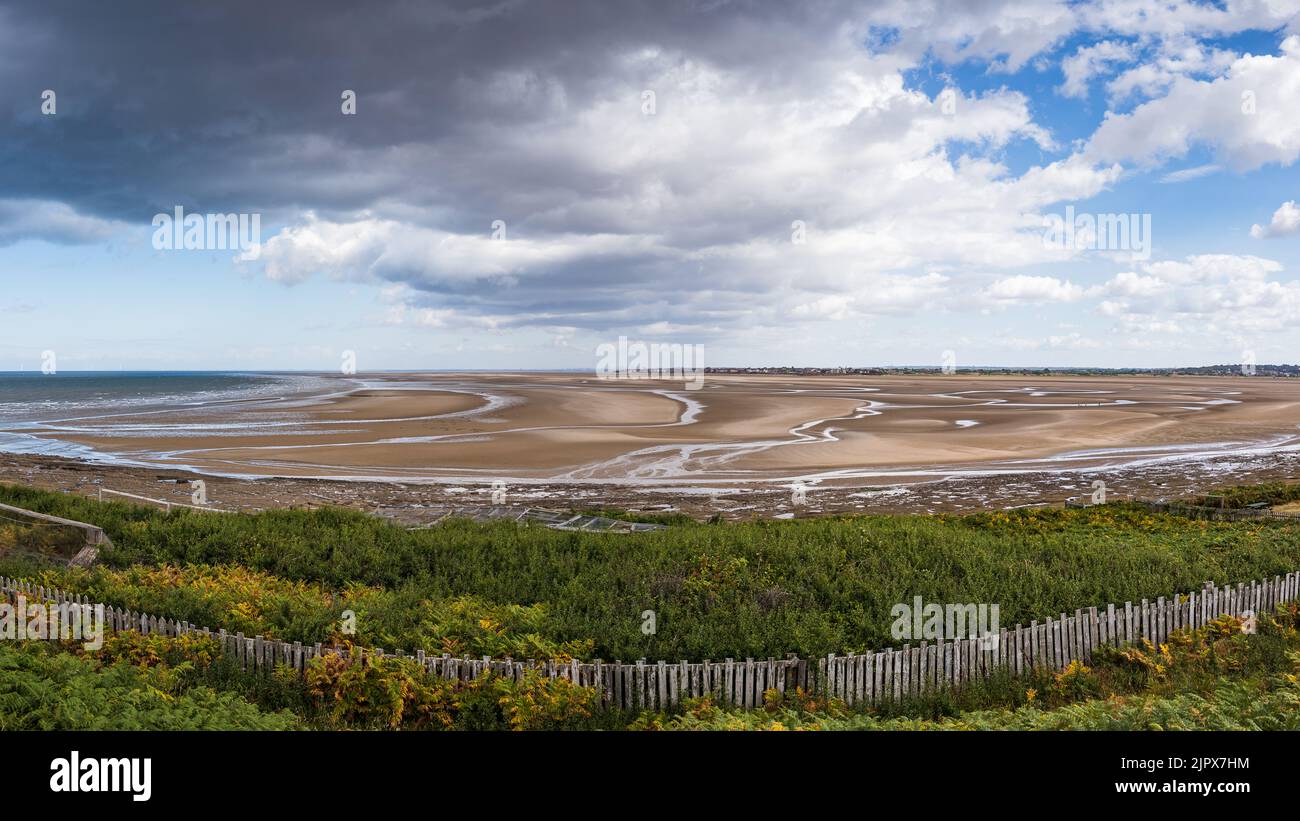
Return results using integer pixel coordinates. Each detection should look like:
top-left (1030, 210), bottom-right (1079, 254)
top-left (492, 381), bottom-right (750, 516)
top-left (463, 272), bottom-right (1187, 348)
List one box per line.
top-left (706, 364), bottom-right (1300, 377)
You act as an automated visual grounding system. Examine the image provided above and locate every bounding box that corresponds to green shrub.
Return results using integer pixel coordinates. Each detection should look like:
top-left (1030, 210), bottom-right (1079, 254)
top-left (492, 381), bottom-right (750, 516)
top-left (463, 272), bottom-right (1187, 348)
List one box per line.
top-left (5, 484), bottom-right (1300, 661)
top-left (0, 639), bottom-right (299, 730)
top-left (302, 648), bottom-right (602, 730)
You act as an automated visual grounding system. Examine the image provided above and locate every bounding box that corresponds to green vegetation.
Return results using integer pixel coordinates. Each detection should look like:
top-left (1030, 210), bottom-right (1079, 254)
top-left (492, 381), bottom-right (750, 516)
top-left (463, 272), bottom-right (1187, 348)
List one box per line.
top-left (3, 483), bottom-right (1300, 661)
top-left (9, 604), bottom-right (1286, 731)
top-left (637, 674), bottom-right (1300, 730)
top-left (0, 635), bottom-right (300, 730)
top-left (1, 562), bottom-right (592, 659)
top-left (1190, 481), bottom-right (1300, 509)
top-left (0, 632), bottom-right (612, 731)
top-left (632, 607), bottom-right (1300, 730)
top-left (0, 514), bottom-right (85, 563)
top-left (299, 646), bottom-right (608, 730)
top-left (3, 481), bottom-right (1300, 730)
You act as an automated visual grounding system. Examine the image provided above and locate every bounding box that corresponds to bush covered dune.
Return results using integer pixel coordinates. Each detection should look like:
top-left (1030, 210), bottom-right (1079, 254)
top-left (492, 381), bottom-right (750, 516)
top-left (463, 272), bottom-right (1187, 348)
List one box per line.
top-left (3, 483), bottom-right (1300, 662)
top-left (637, 607), bottom-right (1300, 731)
top-left (5, 482), bottom-right (1300, 730)
top-left (5, 606), bottom-right (1298, 731)
top-left (0, 631), bottom-right (608, 731)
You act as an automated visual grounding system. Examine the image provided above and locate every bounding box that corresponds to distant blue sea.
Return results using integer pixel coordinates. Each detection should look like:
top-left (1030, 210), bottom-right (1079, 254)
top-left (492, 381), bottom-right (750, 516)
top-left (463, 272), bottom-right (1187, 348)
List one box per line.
top-left (0, 371), bottom-right (322, 424)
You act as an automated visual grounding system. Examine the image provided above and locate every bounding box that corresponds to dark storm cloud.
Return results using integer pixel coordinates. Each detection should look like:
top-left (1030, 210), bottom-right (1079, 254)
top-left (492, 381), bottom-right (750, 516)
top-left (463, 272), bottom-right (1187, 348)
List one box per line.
top-left (0, 0), bottom-right (852, 225)
top-left (0, 0), bottom-right (1116, 336)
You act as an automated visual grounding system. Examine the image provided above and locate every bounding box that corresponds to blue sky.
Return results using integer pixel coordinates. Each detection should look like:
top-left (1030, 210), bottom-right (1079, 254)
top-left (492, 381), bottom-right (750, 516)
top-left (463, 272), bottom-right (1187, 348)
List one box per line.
top-left (2, 1), bottom-right (1300, 371)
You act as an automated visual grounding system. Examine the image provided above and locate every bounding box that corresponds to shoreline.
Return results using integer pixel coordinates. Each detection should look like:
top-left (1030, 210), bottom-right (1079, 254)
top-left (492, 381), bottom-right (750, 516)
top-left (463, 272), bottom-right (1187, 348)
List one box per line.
top-left (4, 373), bottom-right (1300, 514)
top-left (5, 445), bottom-right (1300, 520)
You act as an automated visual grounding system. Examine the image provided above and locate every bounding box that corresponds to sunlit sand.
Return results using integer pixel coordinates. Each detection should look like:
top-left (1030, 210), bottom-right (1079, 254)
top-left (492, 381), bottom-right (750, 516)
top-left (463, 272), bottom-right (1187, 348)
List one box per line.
top-left (8, 373), bottom-right (1300, 489)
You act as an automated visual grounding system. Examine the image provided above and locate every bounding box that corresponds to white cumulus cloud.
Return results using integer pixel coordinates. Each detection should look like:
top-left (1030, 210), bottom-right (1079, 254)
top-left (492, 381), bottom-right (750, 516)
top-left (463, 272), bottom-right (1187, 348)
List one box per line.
top-left (1251, 200), bottom-right (1300, 238)
top-left (984, 275), bottom-right (1085, 303)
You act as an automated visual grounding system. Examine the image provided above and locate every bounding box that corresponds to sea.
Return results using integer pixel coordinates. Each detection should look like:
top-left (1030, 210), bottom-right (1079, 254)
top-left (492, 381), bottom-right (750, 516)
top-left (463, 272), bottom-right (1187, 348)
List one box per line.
top-left (0, 371), bottom-right (337, 460)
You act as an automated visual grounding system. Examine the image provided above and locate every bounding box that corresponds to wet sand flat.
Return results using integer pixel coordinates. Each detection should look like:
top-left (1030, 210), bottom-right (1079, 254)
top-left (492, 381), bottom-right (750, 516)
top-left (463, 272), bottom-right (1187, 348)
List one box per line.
top-left (6, 372), bottom-right (1300, 487)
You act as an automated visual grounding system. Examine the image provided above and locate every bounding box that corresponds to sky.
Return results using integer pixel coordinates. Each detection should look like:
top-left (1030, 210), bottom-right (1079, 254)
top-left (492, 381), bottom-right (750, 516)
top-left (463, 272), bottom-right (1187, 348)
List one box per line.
top-left (2, 0), bottom-right (1300, 371)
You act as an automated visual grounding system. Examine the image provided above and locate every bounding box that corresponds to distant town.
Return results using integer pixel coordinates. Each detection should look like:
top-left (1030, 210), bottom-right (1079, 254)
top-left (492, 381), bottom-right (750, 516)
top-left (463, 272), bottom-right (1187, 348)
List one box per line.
top-left (706, 364), bottom-right (1300, 377)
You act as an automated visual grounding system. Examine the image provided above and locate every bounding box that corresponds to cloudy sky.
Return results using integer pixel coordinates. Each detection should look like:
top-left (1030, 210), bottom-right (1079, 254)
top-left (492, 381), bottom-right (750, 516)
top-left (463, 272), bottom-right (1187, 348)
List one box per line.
top-left (3, 0), bottom-right (1300, 370)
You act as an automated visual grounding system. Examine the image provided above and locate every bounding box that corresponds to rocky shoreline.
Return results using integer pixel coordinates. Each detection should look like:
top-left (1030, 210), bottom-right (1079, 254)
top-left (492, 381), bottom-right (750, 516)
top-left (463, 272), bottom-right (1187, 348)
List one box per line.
top-left (4, 449), bottom-right (1300, 522)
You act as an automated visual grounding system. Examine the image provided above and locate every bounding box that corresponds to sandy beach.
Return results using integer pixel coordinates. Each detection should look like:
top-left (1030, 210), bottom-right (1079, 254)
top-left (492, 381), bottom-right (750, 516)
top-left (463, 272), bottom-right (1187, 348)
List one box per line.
top-left (4, 372), bottom-right (1300, 516)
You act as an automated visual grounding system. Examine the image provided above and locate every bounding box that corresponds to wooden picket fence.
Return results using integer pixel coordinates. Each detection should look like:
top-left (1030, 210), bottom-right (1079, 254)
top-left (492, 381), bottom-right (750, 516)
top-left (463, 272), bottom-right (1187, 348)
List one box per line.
top-left (0, 501), bottom-right (110, 567)
top-left (1066, 496), bottom-right (1300, 522)
top-left (3, 570), bottom-right (1298, 711)
top-left (1137, 500), bottom-right (1300, 522)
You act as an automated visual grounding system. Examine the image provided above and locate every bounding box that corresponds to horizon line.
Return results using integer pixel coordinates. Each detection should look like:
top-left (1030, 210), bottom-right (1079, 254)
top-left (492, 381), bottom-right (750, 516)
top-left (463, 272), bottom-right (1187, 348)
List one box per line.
top-left (2, 365), bottom-right (1296, 375)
